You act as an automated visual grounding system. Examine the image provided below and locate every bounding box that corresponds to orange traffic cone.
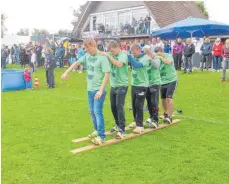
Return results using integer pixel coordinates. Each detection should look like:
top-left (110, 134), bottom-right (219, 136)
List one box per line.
top-left (34, 76), bottom-right (40, 88)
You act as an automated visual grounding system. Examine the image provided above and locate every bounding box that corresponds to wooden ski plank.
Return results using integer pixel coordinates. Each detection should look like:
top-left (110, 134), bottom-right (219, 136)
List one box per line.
top-left (72, 127), bottom-right (132, 143)
top-left (71, 119), bottom-right (181, 154)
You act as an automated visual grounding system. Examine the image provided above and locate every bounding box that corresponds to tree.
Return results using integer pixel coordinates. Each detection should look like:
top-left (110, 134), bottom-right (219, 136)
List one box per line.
top-left (16, 28), bottom-right (29, 36)
top-left (71, 2), bottom-right (88, 27)
top-left (1, 13), bottom-right (7, 38)
top-left (56, 29), bottom-right (71, 36)
top-left (32, 28), bottom-right (50, 36)
top-left (195, 1), bottom-right (209, 18)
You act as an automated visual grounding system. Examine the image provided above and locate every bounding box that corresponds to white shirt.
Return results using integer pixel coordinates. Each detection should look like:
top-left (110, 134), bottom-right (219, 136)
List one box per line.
top-left (31, 53), bottom-right (37, 63)
top-left (156, 41), bottom-right (164, 49)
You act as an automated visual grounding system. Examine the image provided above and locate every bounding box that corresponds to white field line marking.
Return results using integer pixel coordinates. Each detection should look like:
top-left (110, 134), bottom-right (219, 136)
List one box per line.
top-left (176, 115), bottom-right (228, 125)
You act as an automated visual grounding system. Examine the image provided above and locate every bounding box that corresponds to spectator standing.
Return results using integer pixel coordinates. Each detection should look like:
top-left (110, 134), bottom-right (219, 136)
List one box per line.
top-left (56, 43), bottom-right (65, 68)
top-left (30, 49), bottom-right (37, 73)
top-left (69, 45), bottom-right (77, 67)
top-left (35, 43), bottom-right (43, 67)
top-left (156, 37), bottom-right (164, 49)
top-left (132, 18), bottom-right (138, 34)
top-left (221, 39), bottom-right (229, 82)
top-left (140, 39), bottom-right (145, 50)
top-left (1, 47), bottom-right (9, 68)
top-left (150, 37), bottom-right (157, 54)
top-left (45, 49), bottom-right (56, 88)
top-left (10, 45), bottom-right (15, 64)
top-left (200, 38), bottom-right (212, 71)
top-left (145, 15), bottom-right (151, 34)
top-left (173, 38), bottom-right (184, 70)
top-left (164, 40), bottom-right (171, 53)
top-left (20, 48), bottom-right (26, 68)
top-left (14, 44), bottom-right (20, 64)
top-left (212, 38), bottom-right (223, 72)
top-left (97, 40), bottom-right (105, 51)
top-left (183, 38), bottom-right (195, 74)
top-left (121, 42), bottom-right (127, 51)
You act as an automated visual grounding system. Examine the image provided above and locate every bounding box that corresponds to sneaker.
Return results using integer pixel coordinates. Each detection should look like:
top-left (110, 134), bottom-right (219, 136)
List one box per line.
top-left (128, 122), bottom-right (136, 128)
top-left (149, 121), bottom-right (159, 129)
top-left (182, 72), bottom-right (187, 74)
top-left (221, 78), bottom-right (226, 82)
top-left (164, 117), bottom-right (172, 124)
top-left (88, 130), bottom-right (98, 138)
top-left (115, 130), bottom-right (127, 139)
top-left (159, 112), bottom-right (168, 120)
top-left (110, 125), bottom-right (120, 133)
top-left (133, 126), bottom-right (144, 134)
top-left (91, 136), bottom-right (105, 145)
top-left (146, 118), bottom-right (152, 124)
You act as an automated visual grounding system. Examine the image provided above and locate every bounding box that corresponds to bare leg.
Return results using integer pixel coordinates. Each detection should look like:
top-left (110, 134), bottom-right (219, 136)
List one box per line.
top-left (162, 99), bottom-right (167, 114)
top-left (166, 98), bottom-right (174, 117)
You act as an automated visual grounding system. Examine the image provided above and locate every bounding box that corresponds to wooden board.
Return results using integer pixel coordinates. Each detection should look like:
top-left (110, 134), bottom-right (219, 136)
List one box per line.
top-left (72, 127), bottom-right (132, 143)
top-left (71, 119), bottom-right (181, 154)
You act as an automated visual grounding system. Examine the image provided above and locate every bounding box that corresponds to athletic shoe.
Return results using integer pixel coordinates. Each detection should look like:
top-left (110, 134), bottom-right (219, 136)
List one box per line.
top-left (164, 117), bottom-right (172, 124)
top-left (116, 130), bottom-right (127, 139)
top-left (159, 112), bottom-right (168, 120)
top-left (133, 127), bottom-right (144, 134)
top-left (91, 136), bottom-right (105, 145)
top-left (128, 122), bottom-right (136, 128)
top-left (149, 121), bottom-right (159, 129)
top-left (182, 72), bottom-right (187, 74)
top-left (110, 125), bottom-right (120, 133)
top-left (221, 78), bottom-right (226, 82)
top-left (88, 130), bottom-right (98, 138)
top-left (146, 118), bottom-right (152, 124)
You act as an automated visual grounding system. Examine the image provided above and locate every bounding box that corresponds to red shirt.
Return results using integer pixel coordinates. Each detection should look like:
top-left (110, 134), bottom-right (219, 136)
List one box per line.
top-left (212, 43), bottom-right (223, 57)
top-left (24, 71), bottom-right (31, 82)
top-left (222, 45), bottom-right (229, 58)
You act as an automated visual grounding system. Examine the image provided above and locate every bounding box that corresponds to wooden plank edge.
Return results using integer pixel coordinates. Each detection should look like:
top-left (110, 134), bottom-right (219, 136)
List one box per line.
top-left (71, 119), bottom-right (181, 154)
top-left (71, 127), bottom-right (132, 143)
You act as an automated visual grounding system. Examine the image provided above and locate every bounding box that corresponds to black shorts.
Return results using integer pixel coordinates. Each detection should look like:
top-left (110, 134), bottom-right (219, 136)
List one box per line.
top-left (161, 81), bottom-right (178, 99)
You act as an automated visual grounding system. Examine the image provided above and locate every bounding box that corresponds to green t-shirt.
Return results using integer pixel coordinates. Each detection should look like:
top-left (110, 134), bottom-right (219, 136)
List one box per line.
top-left (148, 58), bottom-right (161, 86)
top-left (132, 55), bottom-right (150, 87)
top-left (159, 53), bottom-right (177, 85)
top-left (78, 53), bottom-right (110, 91)
top-left (109, 52), bottom-right (129, 88)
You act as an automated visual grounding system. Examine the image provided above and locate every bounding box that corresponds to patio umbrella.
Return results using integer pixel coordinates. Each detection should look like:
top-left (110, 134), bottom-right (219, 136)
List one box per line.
top-left (152, 17), bottom-right (229, 39)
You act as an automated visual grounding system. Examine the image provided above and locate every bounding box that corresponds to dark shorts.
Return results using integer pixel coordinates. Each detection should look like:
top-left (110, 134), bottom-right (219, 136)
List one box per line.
top-left (161, 81), bottom-right (178, 99)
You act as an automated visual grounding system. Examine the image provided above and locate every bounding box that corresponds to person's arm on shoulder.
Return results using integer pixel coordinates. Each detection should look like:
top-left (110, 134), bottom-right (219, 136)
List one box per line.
top-left (128, 55), bottom-right (143, 68)
top-left (155, 55), bottom-right (172, 65)
top-left (99, 51), bottom-right (124, 68)
top-left (150, 58), bottom-right (160, 69)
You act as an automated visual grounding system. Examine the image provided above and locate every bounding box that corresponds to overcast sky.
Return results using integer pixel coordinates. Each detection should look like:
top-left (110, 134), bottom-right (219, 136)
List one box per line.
top-left (1, 0), bottom-right (229, 35)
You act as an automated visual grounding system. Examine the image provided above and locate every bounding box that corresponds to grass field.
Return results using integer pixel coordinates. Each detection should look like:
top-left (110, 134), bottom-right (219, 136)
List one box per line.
top-left (2, 65), bottom-right (229, 184)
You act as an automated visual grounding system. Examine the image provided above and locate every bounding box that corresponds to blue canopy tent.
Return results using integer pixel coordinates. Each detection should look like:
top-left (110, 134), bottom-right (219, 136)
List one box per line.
top-left (152, 17), bottom-right (229, 39)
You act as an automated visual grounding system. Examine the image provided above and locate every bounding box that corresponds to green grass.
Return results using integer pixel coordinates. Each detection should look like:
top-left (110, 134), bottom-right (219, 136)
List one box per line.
top-left (2, 65), bottom-right (229, 184)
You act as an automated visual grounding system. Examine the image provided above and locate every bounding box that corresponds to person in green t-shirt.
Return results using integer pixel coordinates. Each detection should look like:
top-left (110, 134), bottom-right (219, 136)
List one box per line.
top-left (154, 46), bottom-right (178, 124)
top-left (143, 46), bottom-right (161, 128)
top-left (126, 43), bottom-right (151, 134)
top-left (61, 38), bottom-right (110, 145)
top-left (99, 40), bottom-right (129, 139)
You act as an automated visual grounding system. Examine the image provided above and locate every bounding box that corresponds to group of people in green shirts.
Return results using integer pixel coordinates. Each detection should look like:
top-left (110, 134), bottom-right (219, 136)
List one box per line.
top-left (61, 38), bottom-right (177, 145)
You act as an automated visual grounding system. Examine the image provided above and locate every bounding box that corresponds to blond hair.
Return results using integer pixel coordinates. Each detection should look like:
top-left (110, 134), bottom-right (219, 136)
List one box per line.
top-left (107, 40), bottom-right (119, 50)
top-left (83, 38), bottom-right (96, 47)
top-left (130, 43), bottom-right (141, 51)
top-left (205, 38), bottom-right (210, 43)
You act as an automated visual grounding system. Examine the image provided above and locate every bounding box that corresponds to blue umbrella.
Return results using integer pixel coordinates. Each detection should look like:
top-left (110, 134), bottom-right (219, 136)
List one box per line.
top-left (152, 17), bottom-right (229, 39)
